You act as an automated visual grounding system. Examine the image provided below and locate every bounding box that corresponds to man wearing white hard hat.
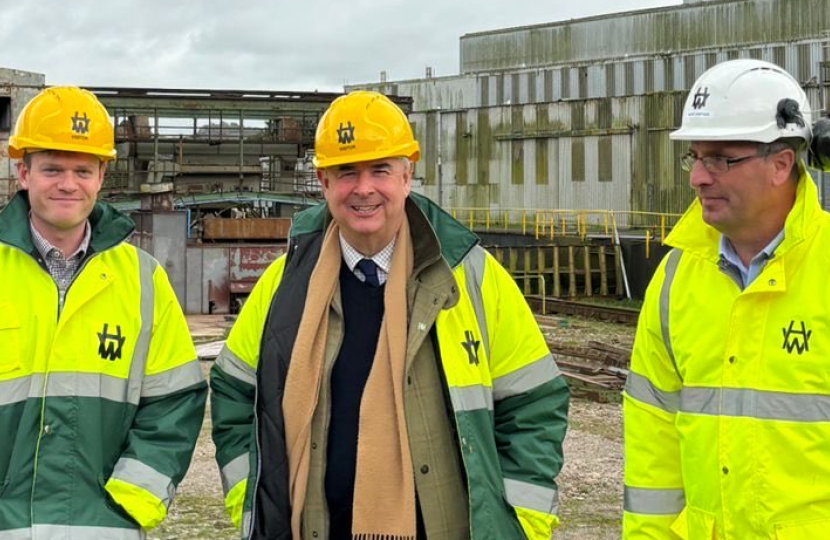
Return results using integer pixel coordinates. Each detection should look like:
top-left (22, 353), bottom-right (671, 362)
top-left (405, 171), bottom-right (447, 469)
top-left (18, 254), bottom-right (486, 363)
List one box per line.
top-left (623, 59), bottom-right (830, 539)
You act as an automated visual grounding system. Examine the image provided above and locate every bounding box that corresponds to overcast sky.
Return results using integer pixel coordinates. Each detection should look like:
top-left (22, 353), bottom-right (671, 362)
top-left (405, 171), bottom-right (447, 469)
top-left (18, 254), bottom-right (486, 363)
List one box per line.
top-left (1, 0), bottom-right (681, 92)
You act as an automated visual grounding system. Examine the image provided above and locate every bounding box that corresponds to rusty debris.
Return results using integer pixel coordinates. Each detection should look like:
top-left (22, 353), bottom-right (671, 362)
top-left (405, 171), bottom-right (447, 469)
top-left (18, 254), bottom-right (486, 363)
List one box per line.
top-left (548, 340), bottom-right (630, 403)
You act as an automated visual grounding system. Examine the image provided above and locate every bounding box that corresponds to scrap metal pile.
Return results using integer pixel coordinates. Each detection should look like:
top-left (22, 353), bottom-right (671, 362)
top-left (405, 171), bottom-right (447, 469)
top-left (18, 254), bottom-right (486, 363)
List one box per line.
top-left (548, 341), bottom-right (630, 403)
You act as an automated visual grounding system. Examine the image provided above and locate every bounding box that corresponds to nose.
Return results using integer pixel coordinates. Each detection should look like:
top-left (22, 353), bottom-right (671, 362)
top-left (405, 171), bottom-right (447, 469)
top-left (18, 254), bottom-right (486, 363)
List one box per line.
top-left (688, 160), bottom-right (714, 189)
top-left (56, 172), bottom-right (79, 192)
top-left (353, 170), bottom-right (375, 195)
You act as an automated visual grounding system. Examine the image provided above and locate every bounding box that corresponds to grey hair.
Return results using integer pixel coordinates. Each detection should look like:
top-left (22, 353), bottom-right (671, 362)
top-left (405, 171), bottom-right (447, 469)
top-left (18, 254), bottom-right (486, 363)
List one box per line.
top-left (760, 137), bottom-right (805, 181)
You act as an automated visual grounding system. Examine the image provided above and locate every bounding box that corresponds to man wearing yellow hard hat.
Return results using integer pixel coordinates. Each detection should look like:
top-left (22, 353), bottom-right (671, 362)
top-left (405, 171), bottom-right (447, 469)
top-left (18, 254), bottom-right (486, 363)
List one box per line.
top-left (210, 90), bottom-right (570, 540)
top-left (0, 87), bottom-right (207, 538)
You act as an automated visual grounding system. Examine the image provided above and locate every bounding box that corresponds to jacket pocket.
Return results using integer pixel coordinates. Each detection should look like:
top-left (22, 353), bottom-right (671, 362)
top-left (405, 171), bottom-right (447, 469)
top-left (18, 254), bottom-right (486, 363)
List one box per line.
top-left (776, 518), bottom-right (830, 539)
top-left (671, 506), bottom-right (716, 540)
top-left (0, 306), bottom-right (21, 374)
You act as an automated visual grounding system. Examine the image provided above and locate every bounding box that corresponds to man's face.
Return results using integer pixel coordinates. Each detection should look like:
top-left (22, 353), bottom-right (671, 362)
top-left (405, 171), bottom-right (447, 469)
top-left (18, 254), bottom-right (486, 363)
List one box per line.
top-left (317, 157), bottom-right (411, 255)
top-left (687, 141), bottom-right (785, 238)
top-left (16, 151), bottom-right (105, 237)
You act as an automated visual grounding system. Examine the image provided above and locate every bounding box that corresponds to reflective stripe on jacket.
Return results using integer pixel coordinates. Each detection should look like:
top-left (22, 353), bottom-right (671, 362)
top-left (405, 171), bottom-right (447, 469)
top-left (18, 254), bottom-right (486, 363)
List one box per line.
top-left (210, 193), bottom-right (569, 540)
top-left (0, 192), bottom-right (207, 539)
top-left (623, 166), bottom-right (830, 539)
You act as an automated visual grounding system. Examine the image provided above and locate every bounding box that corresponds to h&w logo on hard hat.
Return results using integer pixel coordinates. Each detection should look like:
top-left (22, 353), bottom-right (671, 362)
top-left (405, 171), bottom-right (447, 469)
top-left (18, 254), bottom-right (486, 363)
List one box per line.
top-left (692, 87), bottom-right (710, 110)
top-left (337, 121), bottom-right (355, 145)
top-left (71, 111), bottom-right (91, 136)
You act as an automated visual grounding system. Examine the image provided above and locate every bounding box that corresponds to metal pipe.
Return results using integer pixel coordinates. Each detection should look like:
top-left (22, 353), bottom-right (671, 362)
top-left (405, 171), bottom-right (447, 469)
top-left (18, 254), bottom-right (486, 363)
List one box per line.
top-left (239, 110), bottom-right (244, 183)
top-left (610, 211), bottom-right (632, 300)
top-left (437, 108), bottom-right (443, 207)
top-left (153, 109), bottom-right (159, 183)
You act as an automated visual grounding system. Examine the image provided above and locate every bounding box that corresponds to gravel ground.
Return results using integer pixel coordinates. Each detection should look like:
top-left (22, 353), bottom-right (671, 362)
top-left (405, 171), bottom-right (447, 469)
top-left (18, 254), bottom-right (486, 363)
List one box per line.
top-left (151, 315), bottom-right (633, 539)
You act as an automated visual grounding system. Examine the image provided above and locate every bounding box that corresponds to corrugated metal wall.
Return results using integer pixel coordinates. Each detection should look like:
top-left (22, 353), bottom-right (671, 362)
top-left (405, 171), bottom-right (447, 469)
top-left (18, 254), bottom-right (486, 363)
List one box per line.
top-left (472, 39), bottom-right (827, 107)
top-left (351, 0), bottom-right (830, 216)
top-left (459, 0), bottom-right (830, 74)
top-left (414, 99), bottom-right (633, 214)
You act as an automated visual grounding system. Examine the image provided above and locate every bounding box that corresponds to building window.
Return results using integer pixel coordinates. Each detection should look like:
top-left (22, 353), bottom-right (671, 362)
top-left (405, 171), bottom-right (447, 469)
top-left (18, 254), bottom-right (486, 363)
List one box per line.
top-left (0, 97), bottom-right (11, 133)
top-left (571, 139), bottom-right (585, 182)
top-left (599, 137), bottom-right (613, 182)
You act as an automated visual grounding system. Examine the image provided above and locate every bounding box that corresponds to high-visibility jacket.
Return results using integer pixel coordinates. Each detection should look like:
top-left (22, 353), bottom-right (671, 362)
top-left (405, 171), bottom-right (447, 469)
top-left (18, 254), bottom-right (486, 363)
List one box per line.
top-left (210, 193), bottom-right (569, 540)
top-left (623, 167), bottom-right (830, 539)
top-left (0, 192), bottom-right (207, 540)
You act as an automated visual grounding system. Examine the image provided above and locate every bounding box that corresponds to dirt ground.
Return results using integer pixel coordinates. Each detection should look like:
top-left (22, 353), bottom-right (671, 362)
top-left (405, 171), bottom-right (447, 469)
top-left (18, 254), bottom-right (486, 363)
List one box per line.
top-left (150, 315), bottom-right (633, 540)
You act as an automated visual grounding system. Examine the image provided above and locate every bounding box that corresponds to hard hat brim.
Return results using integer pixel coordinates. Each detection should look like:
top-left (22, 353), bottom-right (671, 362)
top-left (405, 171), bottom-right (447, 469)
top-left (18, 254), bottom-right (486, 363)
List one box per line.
top-left (670, 124), bottom-right (811, 144)
top-left (9, 137), bottom-right (117, 161)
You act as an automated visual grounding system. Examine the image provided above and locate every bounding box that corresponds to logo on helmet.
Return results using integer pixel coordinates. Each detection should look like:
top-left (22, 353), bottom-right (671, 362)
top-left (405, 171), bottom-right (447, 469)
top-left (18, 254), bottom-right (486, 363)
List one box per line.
top-left (337, 121), bottom-right (355, 145)
top-left (692, 87), bottom-right (710, 110)
top-left (71, 111), bottom-right (91, 136)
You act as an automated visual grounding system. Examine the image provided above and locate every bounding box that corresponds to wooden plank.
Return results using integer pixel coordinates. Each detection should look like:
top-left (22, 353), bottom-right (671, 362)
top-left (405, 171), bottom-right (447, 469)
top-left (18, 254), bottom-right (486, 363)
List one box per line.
top-left (568, 246), bottom-right (576, 297)
top-left (553, 246), bottom-right (561, 298)
top-left (599, 245), bottom-right (608, 296)
top-left (583, 245), bottom-right (592, 296)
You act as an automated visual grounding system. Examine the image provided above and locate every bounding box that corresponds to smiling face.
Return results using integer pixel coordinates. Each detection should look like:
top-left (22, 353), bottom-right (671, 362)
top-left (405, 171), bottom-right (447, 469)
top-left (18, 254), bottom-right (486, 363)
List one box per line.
top-left (317, 157), bottom-right (411, 256)
top-left (16, 150), bottom-right (104, 244)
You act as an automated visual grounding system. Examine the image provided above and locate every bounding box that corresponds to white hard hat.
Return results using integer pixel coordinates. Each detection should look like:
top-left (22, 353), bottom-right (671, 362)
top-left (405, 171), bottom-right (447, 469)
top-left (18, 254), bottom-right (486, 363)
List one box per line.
top-left (671, 59), bottom-right (812, 143)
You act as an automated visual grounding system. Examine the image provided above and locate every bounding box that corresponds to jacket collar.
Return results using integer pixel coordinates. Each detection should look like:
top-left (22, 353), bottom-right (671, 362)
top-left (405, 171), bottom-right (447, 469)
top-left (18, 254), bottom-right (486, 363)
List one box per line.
top-left (0, 190), bottom-right (136, 255)
top-left (666, 162), bottom-right (821, 262)
top-left (289, 192), bottom-right (479, 269)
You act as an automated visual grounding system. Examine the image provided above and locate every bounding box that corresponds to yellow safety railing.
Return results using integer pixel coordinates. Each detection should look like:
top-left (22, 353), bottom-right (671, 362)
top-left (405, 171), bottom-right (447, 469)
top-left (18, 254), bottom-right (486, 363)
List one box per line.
top-left (449, 207), bottom-right (682, 244)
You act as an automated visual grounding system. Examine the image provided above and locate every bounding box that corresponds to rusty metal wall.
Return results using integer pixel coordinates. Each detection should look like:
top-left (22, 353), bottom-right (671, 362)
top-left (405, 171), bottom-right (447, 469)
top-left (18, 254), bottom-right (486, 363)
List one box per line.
top-left (203, 218), bottom-right (291, 240)
top-left (184, 244), bottom-right (286, 314)
top-left (0, 68), bottom-right (45, 206)
top-left (229, 245), bottom-right (285, 289)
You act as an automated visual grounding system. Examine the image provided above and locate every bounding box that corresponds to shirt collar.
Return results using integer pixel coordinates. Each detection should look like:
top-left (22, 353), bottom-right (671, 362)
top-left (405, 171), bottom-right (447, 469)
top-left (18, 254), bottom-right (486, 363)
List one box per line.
top-left (339, 234), bottom-right (395, 274)
top-left (30, 218), bottom-right (91, 261)
top-left (719, 230), bottom-right (784, 270)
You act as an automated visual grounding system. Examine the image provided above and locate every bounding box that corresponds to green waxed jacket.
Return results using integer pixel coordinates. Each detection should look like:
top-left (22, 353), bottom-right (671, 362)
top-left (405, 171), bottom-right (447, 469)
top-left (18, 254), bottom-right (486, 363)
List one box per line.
top-left (211, 193), bottom-right (570, 540)
top-left (0, 192), bottom-right (207, 540)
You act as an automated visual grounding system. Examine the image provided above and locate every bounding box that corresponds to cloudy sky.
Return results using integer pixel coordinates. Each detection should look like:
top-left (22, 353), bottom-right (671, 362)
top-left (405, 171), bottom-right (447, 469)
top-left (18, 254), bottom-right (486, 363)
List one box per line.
top-left (1, 0), bottom-right (681, 92)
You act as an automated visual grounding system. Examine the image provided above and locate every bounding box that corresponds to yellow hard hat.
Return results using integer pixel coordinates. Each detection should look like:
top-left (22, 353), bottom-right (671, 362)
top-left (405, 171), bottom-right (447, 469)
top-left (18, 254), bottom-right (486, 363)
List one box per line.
top-left (9, 86), bottom-right (116, 161)
top-left (313, 91), bottom-right (420, 169)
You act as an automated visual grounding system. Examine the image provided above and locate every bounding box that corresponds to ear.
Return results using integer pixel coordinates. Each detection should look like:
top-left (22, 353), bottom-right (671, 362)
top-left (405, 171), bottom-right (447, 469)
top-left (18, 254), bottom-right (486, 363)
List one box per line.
top-left (769, 148), bottom-right (796, 187)
top-left (15, 161), bottom-right (30, 190)
top-left (316, 169), bottom-right (330, 194)
top-left (96, 160), bottom-right (107, 189)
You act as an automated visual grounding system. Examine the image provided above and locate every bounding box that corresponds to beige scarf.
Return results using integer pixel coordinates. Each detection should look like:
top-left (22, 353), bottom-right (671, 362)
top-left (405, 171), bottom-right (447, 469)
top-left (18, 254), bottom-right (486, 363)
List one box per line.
top-left (283, 217), bottom-right (416, 540)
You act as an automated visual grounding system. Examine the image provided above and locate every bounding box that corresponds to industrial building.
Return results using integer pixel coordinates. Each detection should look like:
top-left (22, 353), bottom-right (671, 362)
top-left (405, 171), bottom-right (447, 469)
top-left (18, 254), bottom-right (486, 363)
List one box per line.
top-left (352, 0), bottom-right (830, 226)
top-left (0, 76), bottom-right (413, 313)
top-left (3, 0), bottom-right (829, 311)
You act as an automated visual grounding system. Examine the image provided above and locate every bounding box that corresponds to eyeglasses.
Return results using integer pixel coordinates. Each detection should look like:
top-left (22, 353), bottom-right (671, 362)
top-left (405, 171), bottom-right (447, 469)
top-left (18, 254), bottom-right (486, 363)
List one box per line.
top-left (680, 153), bottom-right (764, 173)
